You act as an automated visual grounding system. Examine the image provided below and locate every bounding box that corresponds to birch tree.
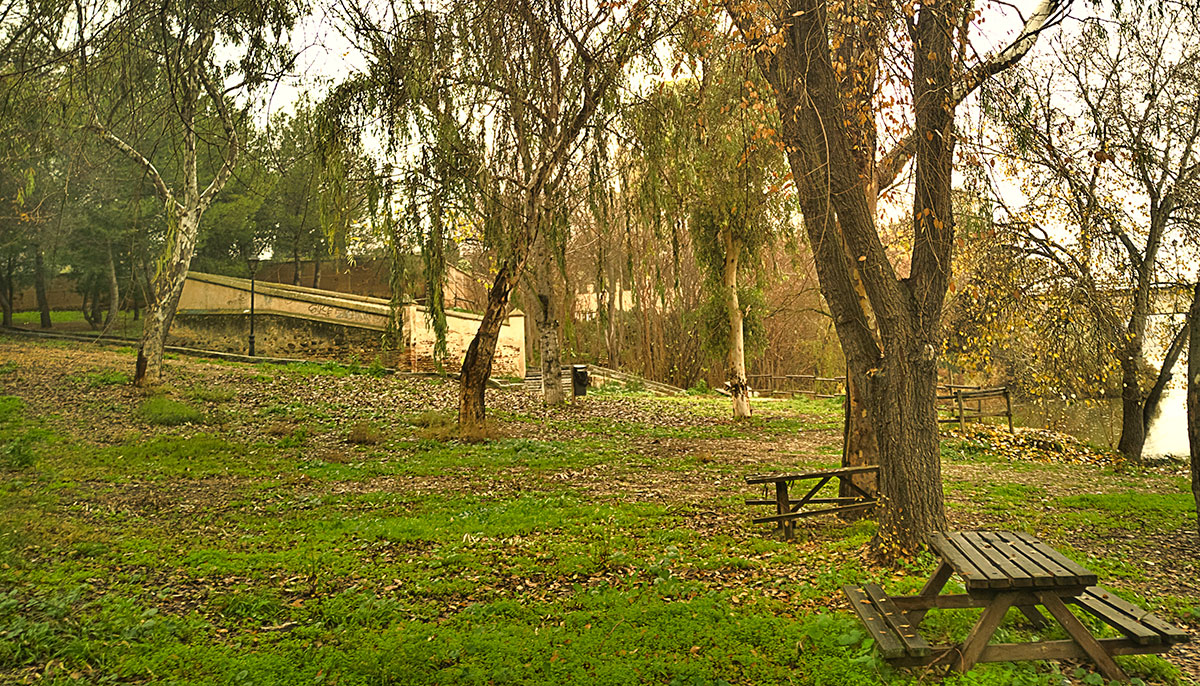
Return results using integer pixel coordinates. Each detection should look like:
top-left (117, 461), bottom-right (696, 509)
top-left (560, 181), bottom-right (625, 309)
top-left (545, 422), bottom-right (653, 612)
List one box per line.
top-left (80, 0), bottom-right (298, 385)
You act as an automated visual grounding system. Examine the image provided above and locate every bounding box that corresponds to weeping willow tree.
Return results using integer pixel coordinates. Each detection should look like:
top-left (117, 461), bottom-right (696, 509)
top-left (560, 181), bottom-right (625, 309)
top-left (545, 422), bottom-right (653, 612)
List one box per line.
top-left (333, 0), bottom-right (675, 436)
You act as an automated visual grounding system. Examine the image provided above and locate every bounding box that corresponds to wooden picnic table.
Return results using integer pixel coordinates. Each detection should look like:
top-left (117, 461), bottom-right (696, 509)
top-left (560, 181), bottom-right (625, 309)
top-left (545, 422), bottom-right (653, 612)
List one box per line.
top-left (744, 465), bottom-right (878, 539)
top-left (844, 530), bottom-right (1190, 681)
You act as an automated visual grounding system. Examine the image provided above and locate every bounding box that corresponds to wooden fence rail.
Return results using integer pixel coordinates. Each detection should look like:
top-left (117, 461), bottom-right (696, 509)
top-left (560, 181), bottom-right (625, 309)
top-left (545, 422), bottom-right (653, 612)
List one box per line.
top-left (745, 373), bottom-right (847, 398)
top-left (936, 384), bottom-right (1014, 433)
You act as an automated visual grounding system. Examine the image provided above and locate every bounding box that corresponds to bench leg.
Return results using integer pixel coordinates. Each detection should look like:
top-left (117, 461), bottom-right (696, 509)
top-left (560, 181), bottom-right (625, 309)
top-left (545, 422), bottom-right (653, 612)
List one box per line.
top-left (775, 482), bottom-right (793, 540)
top-left (908, 561), bottom-right (954, 625)
top-left (957, 592), bottom-right (1017, 673)
top-left (1016, 605), bottom-right (1049, 629)
top-left (1038, 592), bottom-right (1127, 683)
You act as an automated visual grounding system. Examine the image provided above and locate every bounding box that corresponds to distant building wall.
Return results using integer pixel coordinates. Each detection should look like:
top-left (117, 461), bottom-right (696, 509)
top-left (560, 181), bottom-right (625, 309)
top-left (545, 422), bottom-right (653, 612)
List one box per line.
top-left (173, 272), bottom-right (524, 376)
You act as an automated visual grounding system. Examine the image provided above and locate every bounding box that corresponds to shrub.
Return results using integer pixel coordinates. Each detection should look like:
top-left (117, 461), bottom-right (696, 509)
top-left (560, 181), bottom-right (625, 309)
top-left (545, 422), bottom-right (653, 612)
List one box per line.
top-left (139, 397), bottom-right (206, 426)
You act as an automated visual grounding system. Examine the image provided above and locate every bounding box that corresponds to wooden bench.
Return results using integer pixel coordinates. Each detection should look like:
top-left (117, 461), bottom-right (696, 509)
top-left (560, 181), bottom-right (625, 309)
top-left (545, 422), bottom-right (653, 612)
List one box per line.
top-left (744, 465), bottom-right (878, 539)
top-left (843, 531), bottom-right (1191, 681)
top-left (844, 583), bottom-right (932, 659)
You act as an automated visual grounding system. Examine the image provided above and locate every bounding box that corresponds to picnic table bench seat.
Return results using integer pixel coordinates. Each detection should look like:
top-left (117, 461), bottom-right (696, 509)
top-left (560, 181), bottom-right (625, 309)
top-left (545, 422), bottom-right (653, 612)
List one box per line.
top-left (843, 583), bottom-right (932, 659)
top-left (1072, 587), bottom-right (1191, 647)
top-left (744, 465), bottom-right (878, 539)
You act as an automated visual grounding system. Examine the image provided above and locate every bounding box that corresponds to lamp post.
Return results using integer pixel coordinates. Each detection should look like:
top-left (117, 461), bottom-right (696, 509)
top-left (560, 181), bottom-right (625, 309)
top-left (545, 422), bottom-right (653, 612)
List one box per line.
top-left (248, 255), bottom-right (260, 356)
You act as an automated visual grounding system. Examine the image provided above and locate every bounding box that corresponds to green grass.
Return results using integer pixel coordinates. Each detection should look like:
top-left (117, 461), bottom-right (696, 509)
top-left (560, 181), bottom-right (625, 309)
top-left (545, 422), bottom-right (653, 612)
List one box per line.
top-left (10, 310), bottom-right (88, 325)
top-left (0, 342), bottom-right (1194, 686)
top-left (138, 396), bottom-right (207, 426)
top-left (188, 386), bottom-right (237, 403)
top-left (75, 368), bottom-right (131, 387)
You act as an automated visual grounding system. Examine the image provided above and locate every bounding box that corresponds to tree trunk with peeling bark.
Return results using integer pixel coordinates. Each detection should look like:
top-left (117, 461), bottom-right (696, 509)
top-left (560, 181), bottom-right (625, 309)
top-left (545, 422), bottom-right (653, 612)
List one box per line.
top-left (532, 235), bottom-right (564, 407)
top-left (1188, 282), bottom-right (1199, 538)
top-left (722, 227), bottom-right (750, 418)
top-left (136, 210), bottom-right (203, 385)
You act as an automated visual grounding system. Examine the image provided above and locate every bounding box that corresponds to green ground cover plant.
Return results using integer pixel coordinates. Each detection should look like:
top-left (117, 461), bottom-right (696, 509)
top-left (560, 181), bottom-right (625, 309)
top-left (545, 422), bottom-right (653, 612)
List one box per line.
top-left (0, 336), bottom-right (1195, 685)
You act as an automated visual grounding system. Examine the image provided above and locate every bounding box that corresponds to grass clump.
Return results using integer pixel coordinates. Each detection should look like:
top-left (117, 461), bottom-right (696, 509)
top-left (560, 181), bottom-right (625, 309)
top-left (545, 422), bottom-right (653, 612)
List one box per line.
top-left (347, 421), bottom-right (384, 445)
top-left (189, 386), bottom-right (236, 403)
top-left (0, 436), bottom-right (34, 469)
top-left (80, 369), bottom-right (130, 387)
top-left (138, 397), bottom-right (206, 426)
top-left (407, 410), bottom-right (457, 441)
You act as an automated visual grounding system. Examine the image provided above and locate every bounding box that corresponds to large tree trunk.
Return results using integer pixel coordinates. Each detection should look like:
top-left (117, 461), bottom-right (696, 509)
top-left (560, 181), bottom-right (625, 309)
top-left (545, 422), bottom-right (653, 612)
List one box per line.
top-left (33, 247), bottom-right (51, 328)
top-left (135, 211), bottom-right (202, 386)
top-left (459, 261), bottom-right (521, 436)
top-left (532, 235), bottom-right (564, 406)
top-left (292, 247), bottom-right (301, 286)
top-left (742, 0), bottom-right (955, 558)
top-left (312, 256), bottom-right (321, 290)
top-left (867, 340), bottom-right (946, 552)
top-left (722, 227), bottom-right (750, 418)
top-left (0, 257), bottom-right (13, 327)
top-left (1188, 282), bottom-right (1199, 538)
top-left (1117, 348), bottom-right (1146, 461)
top-left (841, 372), bottom-right (880, 502)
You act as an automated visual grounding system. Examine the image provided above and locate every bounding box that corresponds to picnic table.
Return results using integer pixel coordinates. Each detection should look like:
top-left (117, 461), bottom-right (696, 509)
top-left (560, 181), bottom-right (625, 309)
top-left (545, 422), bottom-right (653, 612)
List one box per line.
top-left (744, 465), bottom-right (878, 539)
top-left (844, 530), bottom-right (1190, 681)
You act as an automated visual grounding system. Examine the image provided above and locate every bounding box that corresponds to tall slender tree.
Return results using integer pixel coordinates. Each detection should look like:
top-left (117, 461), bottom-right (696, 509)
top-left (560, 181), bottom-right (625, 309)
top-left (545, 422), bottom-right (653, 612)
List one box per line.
top-left (79, 0), bottom-right (298, 385)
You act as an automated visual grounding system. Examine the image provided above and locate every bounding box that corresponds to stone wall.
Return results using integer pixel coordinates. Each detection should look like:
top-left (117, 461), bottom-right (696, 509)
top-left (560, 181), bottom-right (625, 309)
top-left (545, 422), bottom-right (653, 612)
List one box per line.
top-left (170, 313), bottom-right (387, 363)
top-left (175, 272), bottom-right (525, 376)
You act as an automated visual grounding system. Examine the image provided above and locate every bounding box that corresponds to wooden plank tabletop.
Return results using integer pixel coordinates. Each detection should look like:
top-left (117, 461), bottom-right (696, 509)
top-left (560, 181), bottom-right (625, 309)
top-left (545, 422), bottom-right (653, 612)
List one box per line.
top-left (744, 465), bottom-right (879, 485)
top-left (928, 531), bottom-right (1096, 592)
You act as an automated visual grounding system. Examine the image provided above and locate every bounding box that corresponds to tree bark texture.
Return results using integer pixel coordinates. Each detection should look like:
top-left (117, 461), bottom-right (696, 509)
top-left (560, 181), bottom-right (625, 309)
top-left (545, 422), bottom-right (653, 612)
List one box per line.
top-left (722, 227), bottom-right (750, 418)
top-left (1188, 282), bottom-right (1199, 537)
top-left (136, 210), bottom-right (202, 386)
top-left (459, 260), bottom-right (522, 435)
top-left (0, 258), bottom-right (13, 327)
top-left (533, 234), bottom-right (565, 406)
top-left (841, 372), bottom-right (880, 504)
top-left (726, 0), bottom-right (963, 558)
top-left (103, 241), bottom-right (121, 332)
top-left (1117, 349), bottom-right (1146, 461)
top-left (33, 248), bottom-right (51, 328)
